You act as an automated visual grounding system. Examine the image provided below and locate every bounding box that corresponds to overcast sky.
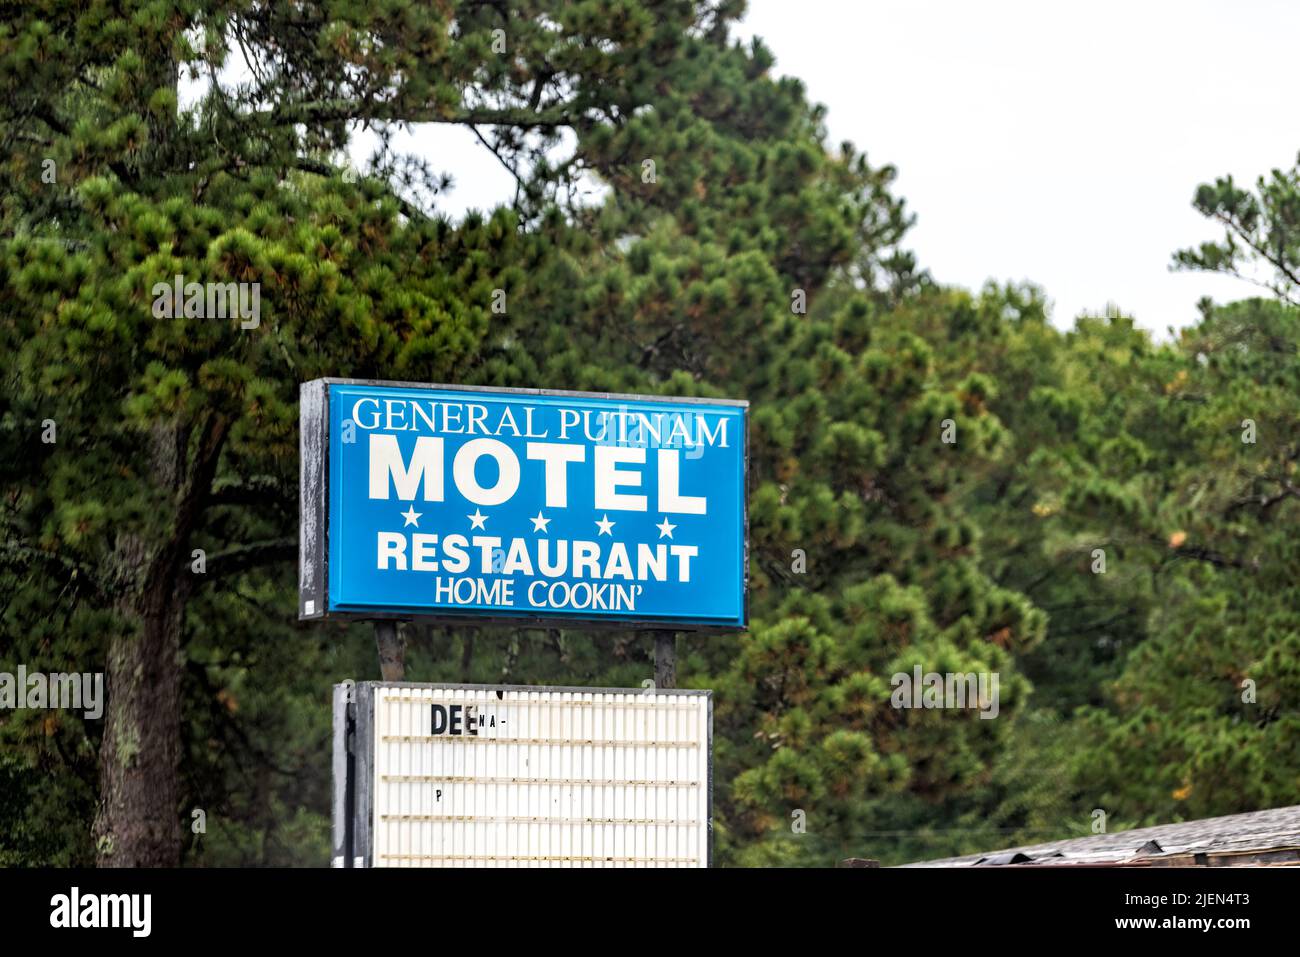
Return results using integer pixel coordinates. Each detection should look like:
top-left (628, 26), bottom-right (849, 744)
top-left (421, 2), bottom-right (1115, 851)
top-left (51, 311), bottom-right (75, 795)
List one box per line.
top-left (391, 1), bottom-right (1300, 335)
top-left (739, 0), bottom-right (1300, 333)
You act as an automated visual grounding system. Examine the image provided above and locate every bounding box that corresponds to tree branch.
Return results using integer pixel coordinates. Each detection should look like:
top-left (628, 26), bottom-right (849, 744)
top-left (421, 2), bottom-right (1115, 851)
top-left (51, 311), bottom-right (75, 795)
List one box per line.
top-left (200, 538), bottom-right (298, 581)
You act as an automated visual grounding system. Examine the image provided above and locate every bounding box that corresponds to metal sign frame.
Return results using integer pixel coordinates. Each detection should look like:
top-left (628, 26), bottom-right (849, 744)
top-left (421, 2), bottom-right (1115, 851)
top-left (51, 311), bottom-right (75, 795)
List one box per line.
top-left (331, 681), bottom-right (714, 868)
top-left (300, 378), bottom-right (749, 632)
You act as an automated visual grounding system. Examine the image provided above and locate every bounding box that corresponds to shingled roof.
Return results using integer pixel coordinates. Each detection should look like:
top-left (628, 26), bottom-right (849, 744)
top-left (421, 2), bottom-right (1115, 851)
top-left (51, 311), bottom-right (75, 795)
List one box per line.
top-left (903, 804), bottom-right (1300, 867)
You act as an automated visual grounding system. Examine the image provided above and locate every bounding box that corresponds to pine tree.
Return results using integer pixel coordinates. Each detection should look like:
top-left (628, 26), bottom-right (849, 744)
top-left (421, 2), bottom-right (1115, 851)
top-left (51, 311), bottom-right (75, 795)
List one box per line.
top-left (0, 0), bottom-right (709, 866)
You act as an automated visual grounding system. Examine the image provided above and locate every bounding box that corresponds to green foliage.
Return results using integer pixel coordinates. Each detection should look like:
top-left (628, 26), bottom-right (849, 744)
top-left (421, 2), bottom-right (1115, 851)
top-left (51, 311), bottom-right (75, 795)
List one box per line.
top-left (1173, 155), bottom-right (1300, 306)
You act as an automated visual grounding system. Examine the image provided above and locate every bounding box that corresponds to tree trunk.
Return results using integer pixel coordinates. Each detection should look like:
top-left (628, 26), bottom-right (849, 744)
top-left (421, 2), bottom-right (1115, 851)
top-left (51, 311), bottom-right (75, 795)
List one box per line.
top-left (94, 576), bottom-right (185, 866)
top-left (94, 415), bottom-right (226, 866)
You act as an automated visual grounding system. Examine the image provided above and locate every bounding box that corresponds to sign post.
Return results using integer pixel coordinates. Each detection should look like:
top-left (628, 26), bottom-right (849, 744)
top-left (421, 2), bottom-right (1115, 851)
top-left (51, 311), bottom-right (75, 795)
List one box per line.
top-left (653, 629), bottom-right (676, 689)
top-left (373, 620), bottom-right (402, 681)
top-left (305, 379), bottom-right (744, 866)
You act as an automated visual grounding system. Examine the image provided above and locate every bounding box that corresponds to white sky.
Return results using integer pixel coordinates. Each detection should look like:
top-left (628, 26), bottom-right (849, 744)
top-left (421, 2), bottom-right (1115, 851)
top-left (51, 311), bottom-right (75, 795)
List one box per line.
top-left (372, 0), bottom-right (1300, 335)
top-left (738, 0), bottom-right (1300, 333)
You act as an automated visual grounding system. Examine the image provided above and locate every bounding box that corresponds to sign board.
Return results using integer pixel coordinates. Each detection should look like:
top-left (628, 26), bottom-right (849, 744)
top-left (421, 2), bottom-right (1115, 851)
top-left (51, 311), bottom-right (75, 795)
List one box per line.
top-left (333, 682), bottom-right (712, 867)
top-left (300, 379), bottom-right (747, 629)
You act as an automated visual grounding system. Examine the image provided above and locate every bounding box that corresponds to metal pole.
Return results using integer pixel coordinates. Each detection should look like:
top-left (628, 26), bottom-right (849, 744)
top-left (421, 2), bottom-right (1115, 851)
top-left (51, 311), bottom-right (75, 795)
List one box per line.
top-left (653, 630), bottom-right (677, 689)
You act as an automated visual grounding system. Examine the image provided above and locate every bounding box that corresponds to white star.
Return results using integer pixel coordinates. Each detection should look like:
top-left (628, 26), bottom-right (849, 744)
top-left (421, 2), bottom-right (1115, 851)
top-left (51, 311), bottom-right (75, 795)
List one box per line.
top-left (468, 508), bottom-right (488, 530)
top-left (595, 514), bottom-right (615, 536)
top-left (656, 516), bottom-right (677, 539)
top-left (530, 511), bottom-right (551, 533)
top-left (400, 506), bottom-right (422, 528)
